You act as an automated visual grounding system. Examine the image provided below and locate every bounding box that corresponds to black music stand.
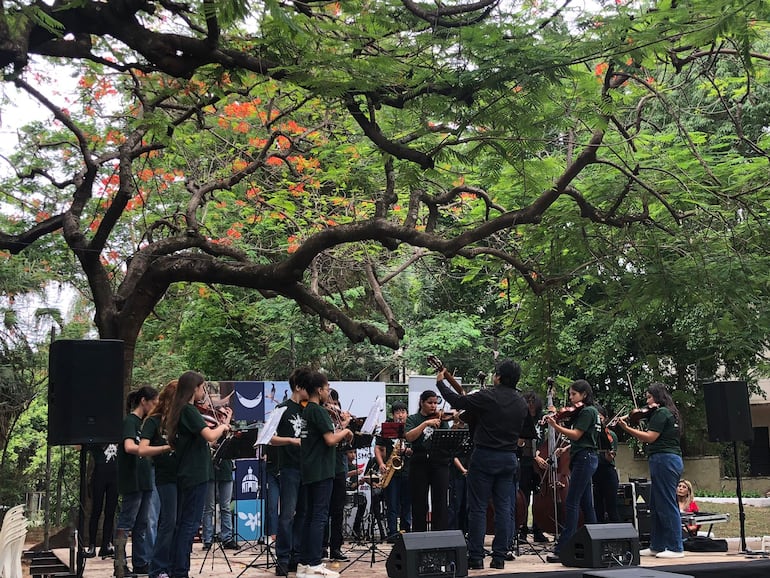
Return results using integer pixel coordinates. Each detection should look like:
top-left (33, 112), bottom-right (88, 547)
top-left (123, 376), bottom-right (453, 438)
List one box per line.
top-left (342, 455), bottom-right (389, 570)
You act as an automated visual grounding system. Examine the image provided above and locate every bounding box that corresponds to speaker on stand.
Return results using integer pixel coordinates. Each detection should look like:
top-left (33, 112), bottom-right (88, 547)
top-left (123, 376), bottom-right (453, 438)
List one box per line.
top-left (48, 339), bottom-right (124, 578)
top-left (704, 381), bottom-right (754, 553)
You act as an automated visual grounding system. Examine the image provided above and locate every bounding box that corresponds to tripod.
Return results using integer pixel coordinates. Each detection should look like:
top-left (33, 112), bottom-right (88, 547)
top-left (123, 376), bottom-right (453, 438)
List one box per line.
top-left (343, 470), bottom-right (389, 569)
top-left (199, 454), bottom-right (233, 573)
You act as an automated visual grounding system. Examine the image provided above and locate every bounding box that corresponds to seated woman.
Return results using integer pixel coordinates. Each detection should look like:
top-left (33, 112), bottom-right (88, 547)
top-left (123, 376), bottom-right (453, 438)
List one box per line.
top-left (677, 479), bottom-right (700, 537)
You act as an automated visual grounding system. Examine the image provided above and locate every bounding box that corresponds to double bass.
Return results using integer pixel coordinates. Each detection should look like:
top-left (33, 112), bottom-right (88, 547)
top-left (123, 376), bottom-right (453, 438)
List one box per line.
top-left (531, 378), bottom-right (572, 535)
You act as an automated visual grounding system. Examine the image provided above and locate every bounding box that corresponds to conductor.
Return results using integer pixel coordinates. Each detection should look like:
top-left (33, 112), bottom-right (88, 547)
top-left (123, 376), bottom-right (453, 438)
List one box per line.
top-left (435, 359), bottom-right (528, 571)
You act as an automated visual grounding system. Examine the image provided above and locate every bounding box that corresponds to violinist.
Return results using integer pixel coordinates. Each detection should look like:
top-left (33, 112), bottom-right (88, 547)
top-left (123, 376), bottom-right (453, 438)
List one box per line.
top-left (544, 379), bottom-right (600, 564)
top-left (324, 389), bottom-right (351, 562)
top-left (271, 367), bottom-right (310, 577)
top-left (617, 382), bottom-right (684, 559)
top-left (592, 404), bottom-right (620, 523)
top-left (435, 359), bottom-right (528, 571)
top-left (297, 370), bottom-right (353, 578)
top-left (404, 390), bottom-right (451, 533)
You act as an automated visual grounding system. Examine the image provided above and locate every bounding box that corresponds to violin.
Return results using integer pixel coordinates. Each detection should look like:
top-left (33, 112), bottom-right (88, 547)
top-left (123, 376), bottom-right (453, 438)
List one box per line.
top-left (625, 403), bottom-right (659, 426)
top-left (428, 409), bottom-right (457, 422)
top-left (538, 401), bottom-right (585, 426)
top-left (195, 398), bottom-right (232, 428)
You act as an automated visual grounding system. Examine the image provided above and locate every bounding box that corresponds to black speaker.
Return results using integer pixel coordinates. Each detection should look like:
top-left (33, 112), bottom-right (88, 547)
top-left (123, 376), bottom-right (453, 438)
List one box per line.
top-left (386, 530), bottom-right (467, 578)
top-left (616, 483), bottom-right (636, 525)
top-left (704, 381), bottom-right (754, 443)
top-left (560, 523), bottom-right (640, 568)
top-left (48, 339), bottom-right (124, 445)
top-left (584, 569), bottom-right (694, 578)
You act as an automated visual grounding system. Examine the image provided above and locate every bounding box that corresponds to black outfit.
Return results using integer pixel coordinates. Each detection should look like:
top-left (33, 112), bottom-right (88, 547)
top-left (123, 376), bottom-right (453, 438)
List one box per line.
top-left (87, 444), bottom-right (119, 555)
top-left (593, 428), bottom-right (620, 522)
top-left (516, 418), bottom-right (548, 540)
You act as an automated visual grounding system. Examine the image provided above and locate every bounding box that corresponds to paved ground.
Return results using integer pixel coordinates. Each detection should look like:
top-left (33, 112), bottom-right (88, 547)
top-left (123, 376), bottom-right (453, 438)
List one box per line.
top-left (22, 534), bottom-right (770, 578)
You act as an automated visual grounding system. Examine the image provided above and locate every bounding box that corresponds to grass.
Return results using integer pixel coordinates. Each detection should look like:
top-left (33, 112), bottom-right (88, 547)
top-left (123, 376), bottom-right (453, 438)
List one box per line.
top-left (697, 501), bottom-right (770, 539)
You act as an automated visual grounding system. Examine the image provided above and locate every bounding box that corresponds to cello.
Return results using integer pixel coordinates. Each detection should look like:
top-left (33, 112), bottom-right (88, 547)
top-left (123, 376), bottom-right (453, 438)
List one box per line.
top-left (531, 378), bottom-right (571, 536)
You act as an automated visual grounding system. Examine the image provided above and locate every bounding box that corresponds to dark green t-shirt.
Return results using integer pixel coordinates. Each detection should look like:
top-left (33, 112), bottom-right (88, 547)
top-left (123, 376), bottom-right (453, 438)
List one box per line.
top-left (118, 413), bottom-right (153, 494)
top-left (405, 412), bottom-right (450, 461)
top-left (175, 404), bottom-right (214, 489)
top-left (645, 406), bottom-right (682, 456)
top-left (300, 401), bottom-right (335, 484)
top-left (569, 405), bottom-right (600, 454)
top-left (274, 399), bottom-right (304, 470)
top-left (141, 415), bottom-right (178, 486)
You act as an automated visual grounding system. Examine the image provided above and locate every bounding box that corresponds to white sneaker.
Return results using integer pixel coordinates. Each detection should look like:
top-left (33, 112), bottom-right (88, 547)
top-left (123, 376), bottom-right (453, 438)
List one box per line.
top-left (639, 548), bottom-right (660, 556)
top-left (656, 550), bottom-right (685, 559)
top-left (303, 563), bottom-right (341, 578)
top-left (295, 563), bottom-right (310, 578)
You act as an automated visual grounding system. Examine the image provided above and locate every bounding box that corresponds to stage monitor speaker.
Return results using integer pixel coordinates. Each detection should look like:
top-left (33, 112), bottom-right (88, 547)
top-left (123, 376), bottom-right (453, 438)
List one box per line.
top-left (48, 339), bottom-right (124, 446)
top-left (560, 523), bottom-right (640, 568)
top-left (386, 530), bottom-right (467, 578)
top-left (584, 569), bottom-right (693, 578)
top-left (704, 381), bottom-right (754, 443)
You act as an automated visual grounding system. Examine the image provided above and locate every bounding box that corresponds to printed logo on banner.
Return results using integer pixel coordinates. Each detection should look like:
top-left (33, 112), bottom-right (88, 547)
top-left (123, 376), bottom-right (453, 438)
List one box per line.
top-left (235, 496), bottom-right (263, 542)
top-left (232, 381), bottom-right (265, 423)
top-left (235, 458), bottom-right (262, 500)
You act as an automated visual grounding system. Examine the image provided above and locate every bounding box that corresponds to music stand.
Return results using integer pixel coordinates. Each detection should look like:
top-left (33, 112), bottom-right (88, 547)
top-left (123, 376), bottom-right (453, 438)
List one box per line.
top-left (342, 455), bottom-right (389, 569)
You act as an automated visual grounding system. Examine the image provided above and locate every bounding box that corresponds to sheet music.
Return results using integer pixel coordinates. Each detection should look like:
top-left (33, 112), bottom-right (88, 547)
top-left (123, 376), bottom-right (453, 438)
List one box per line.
top-left (255, 406), bottom-right (287, 446)
top-left (360, 396), bottom-right (384, 435)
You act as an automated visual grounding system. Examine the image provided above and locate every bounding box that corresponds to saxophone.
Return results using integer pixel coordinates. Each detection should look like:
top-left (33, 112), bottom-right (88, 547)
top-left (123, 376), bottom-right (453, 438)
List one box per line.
top-left (379, 438), bottom-right (404, 489)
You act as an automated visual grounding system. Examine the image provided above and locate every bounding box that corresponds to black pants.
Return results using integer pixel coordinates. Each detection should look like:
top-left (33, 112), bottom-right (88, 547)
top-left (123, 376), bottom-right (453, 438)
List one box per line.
top-left (409, 457), bottom-right (449, 532)
top-left (89, 463), bottom-right (118, 547)
top-left (592, 464), bottom-right (620, 522)
top-left (326, 473), bottom-right (346, 552)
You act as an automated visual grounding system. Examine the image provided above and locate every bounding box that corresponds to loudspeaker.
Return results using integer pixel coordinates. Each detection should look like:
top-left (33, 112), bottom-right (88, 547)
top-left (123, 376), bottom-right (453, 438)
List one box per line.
top-left (560, 523), bottom-right (640, 568)
top-left (48, 339), bottom-right (124, 446)
top-left (386, 530), bottom-right (467, 578)
top-left (616, 483), bottom-right (636, 525)
top-left (584, 569), bottom-right (693, 578)
top-left (704, 381), bottom-right (754, 443)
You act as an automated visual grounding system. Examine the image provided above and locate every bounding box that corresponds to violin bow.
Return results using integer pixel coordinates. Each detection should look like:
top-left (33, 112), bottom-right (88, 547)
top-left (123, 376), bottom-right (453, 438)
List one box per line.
top-left (627, 371), bottom-right (640, 410)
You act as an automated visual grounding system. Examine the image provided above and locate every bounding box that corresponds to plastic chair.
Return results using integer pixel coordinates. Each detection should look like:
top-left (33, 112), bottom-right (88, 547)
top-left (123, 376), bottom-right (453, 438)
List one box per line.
top-left (0, 508), bottom-right (27, 578)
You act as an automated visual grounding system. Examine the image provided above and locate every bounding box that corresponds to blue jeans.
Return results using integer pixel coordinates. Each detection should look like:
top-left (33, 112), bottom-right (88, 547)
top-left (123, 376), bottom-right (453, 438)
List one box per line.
top-left (115, 489), bottom-right (155, 568)
top-left (466, 447), bottom-right (517, 562)
top-left (265, 470), bottom-right (280, 538)
top-left (149, 483), bottom-right (177, 578)
top-left (299, 478), bottom-right (333, 567)
top-left (648, 452), bottom-right (684, 553)
top-left (275, 467), bottom-right (305, 567)
top-left (201, 479), bottom-right (234, 543)
top-left (171, 482), bottom-right (207, 577)
top-left (384, 475), bottom-right (412, 536)
top-left (555, 450), bottom-right (598, 555)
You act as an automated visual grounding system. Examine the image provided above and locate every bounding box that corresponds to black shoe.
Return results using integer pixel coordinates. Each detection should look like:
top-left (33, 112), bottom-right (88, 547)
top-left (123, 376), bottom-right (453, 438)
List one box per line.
top-left (222, 540), bottom-right (239, 550)
top-left (202, 543), bottom-right (211, 551)
top-left (330, 550), bottom-right (349, 562)
top-left (505, 551), bottom-right (515, 561)
top-left (132, 565), bottom-right (149, 575)
top-left (99, 545), bottom-right (115, 558)
top-left (386, 533), bottom-right (400, 544)
top-left (275, 564), bottom-right (288, 577)
top-left (533, 531), bottom-right (549, 543)
top-left (468, 559), bottom-right (483, 570)
top-left (490, 558), bottom-right (505, 570)
top-left (84, 546), bottom-right (96, 558)
top-left (518, 526), bottom-right (528, 540)
top-left (287, 562), bottom-right (298, 572)
top-left (546, 554), bottom-right (561, 564)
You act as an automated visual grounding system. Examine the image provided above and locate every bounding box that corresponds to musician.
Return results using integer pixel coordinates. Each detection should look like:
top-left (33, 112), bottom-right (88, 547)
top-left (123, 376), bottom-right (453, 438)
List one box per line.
top-left (114, 386), bottom-right (160, 578)
top-left (447, 415), bottom-right (470, 535)
top-left (618, 382), bottom-right (684, 559)
top-left (435, 359), bottom-right (528, 571)
top-left (545, 379), bottom-right (600, 564)
top-left (201, 456), bottom-right (236, 550)
top-left (678, 479), bottom-right (700, 537)
top-left (166, 372), bottom-right (232, 578)
top-left (271, 368), bottom-right (310, 577)
top-left (84, 443), bottom-right (118, 559)
top-left (324, 389), bottom-right (350, 562)
top-left (375, 401), bottom-right (412, 542)
top-left (404, 390), bottom-right (451, 533)
top-left (516, 391), bottom-right (549, 543)
top-left (297, 371), bottom-right (353, 578)
top-left (592, 404), bottom-right (620, 523)
top-left (138, 380), bottom-right (177, 578)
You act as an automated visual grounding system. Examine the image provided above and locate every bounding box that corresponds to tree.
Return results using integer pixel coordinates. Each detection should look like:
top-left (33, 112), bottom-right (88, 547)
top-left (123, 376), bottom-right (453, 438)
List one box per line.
top-left (2, 1), bottom-right (770, 396)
